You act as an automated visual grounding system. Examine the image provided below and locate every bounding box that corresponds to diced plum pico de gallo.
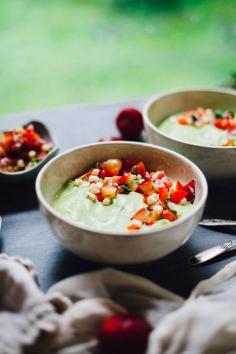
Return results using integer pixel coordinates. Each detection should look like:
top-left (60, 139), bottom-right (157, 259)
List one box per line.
top-left (0, 124), bottom-right (53, 173)
top-left (73, 158), bottom-right (195, 231)
top-left (176, 107), bottom-right (236, 146)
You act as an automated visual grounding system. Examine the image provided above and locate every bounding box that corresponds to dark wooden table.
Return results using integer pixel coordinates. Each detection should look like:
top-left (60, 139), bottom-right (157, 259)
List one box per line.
top-left (1, 99), bottom-right (236, 298)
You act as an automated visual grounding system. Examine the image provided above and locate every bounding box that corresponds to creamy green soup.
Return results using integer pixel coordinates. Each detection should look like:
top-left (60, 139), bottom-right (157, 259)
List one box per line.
top-left (52, 181), bottom-right (193, 233)
top-left (157, 115), bottom-right (229, 146)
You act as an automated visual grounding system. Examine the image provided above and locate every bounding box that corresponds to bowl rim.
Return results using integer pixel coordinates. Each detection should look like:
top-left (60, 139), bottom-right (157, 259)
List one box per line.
top-left (143, 87), bottom-right (236, 150)
top-left (35, 141), bottom-right (208, 237)
top-left (0, 120), bottom-right (59, 177)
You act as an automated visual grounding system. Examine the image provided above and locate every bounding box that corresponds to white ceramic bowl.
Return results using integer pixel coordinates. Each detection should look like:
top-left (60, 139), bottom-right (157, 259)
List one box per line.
top-left (36, 142), bottom-right (207, 264)
top-left (143, 88), bottom-right (236, 179)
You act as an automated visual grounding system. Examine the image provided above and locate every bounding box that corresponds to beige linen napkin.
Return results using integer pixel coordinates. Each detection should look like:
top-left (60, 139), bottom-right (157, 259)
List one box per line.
top-left (0, 254), bottom-right (58, 354)
top-left (48, 264), bottom-right (236, 354)
top-left (48, 268), bottom-right (183, 353)
top-left (147, 261), bottom-right (236, 354)
top-left (1, 254), bottom-right (236, 354)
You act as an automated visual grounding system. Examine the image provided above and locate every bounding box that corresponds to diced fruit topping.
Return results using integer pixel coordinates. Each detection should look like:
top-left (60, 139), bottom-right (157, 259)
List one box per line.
top-left (131, 208), bottom-right (150, 223)
top-left (131, 208), bottom-right (156, 226)
top-left (0, 124), bottom-right (53, 173)
top-left (159, 187), bottom-right (169, 203)
top-left (116, 108), bottom-right (144, 139)
top-left (98, 314), bottom-right (152, 354)
top-left (132, 161), bottom-right (146, 177)
top-left (175, 108), bottom-right (236, 146)
top-left (171, 190), bottom-right (188, 204)
top-left (162, 209), bottom-right (177, 221)
top-left (101, 185), bottom-right (117, 199)
top-left (138, 180), bottom-right (153, 194)
top-left (100, 159), bottom-right (123, 173)
top-left (73, 158), bottom-right (195, 231)
top-left (127, 219), bottom-right (142, 231)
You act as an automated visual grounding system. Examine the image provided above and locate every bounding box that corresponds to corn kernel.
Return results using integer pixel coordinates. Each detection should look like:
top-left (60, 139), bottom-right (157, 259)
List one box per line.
top-left (102, 197), bottom-right (112, 206)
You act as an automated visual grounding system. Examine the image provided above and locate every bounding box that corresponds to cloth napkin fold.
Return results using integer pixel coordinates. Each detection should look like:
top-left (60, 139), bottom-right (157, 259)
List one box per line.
top-left (1, 254), bottom-right (236, 354)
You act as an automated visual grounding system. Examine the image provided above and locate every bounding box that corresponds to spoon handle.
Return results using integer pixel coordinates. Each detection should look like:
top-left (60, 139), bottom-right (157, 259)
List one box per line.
top-left (188, 240), bottom-right (236, 266)
top-left (199, 219), bottom-right (236, 227)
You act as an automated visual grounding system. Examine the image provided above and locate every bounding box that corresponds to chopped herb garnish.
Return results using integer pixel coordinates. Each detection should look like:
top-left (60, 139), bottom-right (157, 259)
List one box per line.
top-left (122, 184), bottom-right (132, 192)
top-left (215, 110), bottom-right (223, 118)
top-left (191, 115), bottom-right (198, 122)
top-left (31, 158), bottom-right (39, 164)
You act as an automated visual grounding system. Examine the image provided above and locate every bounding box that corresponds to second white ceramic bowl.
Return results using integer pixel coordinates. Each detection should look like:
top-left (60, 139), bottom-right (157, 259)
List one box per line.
top-left (36, 142), bottom-right (207, 264)
top-left (143, 88), bottom-right (236, 179)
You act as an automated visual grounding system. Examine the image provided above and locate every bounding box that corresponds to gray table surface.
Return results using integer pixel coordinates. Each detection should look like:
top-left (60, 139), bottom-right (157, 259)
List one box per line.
top-left (1, 98), bottom-right (236, 298)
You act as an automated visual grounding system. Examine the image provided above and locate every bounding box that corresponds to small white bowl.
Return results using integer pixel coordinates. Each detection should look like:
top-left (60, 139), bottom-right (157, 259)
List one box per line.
top-left (143, 88), bottom-right (236, 179)
top-left (36, 142), bottom-right (207, 264)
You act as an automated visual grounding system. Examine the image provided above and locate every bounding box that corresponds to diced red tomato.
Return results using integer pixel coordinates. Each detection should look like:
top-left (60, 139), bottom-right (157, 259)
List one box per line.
top-left (171, 190), bottom-right (187, 204)
top-left (176, 181), bottom-right (184, 191)
top-left (99, 169), bottom-right (118, 178)
top-left (99, 170), bottom-right (106, 178)
top-left (32, 139), bottom-right (43, 152)
top-left (3, 133), bottom-right (14, 152)
top-left (162, 209), bottom-right (177, 221)
top-left (96, 193), bottom-right (103, 202)
top-left (123, 159), bottom-right (137, 170)
top-left (127, 223), bottom-right (141, 231)
top-left (215, 118), bottom-right (234, 131)
top-left (118, 175), bottom-right (129, 185)
top-left (159, 187), bottom-right (169, 203)
top-left (157, 171), bottom-right (165, 179)
top-left (178, 116), bottom-right (188, 125)
top-left (138, 179), bottom-right (153, 194)
top-left (135, 161), bottom-right (147, 177)
top-left (183, 180), bottom-right (195, 203)
top-left (164, 180), bottom-right (172, 189)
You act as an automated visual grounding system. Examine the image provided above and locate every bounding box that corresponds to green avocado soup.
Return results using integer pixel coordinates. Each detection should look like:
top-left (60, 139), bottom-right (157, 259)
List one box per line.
top-left (157, 115), bottom-right (229, 146)
top-left (52, 181), bottom-right (194, 233)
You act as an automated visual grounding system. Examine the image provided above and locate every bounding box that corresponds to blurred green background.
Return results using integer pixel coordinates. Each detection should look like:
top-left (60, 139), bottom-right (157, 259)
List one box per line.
top-left (0, 0), bottom-right (235, 114)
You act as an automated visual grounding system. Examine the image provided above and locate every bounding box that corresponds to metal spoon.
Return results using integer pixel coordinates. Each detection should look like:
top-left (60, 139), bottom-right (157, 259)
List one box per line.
top-left (199, 219), bottom-right (236, 227)
top-left (188, 239), bottom-right (236, 266)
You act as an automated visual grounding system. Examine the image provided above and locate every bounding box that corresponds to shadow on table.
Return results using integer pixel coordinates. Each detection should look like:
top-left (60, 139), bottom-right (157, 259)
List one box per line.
top-left (47, 243), bottom-right (214, 299)
top-left (44, 229), bottom-right (236, 298)
top-left (40, 249), bottom-right (101, 291)
top-left (0, 180), bottom-right (38, 214)
top-left (203, 178), bottom-right (236, 220)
